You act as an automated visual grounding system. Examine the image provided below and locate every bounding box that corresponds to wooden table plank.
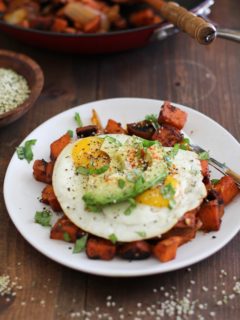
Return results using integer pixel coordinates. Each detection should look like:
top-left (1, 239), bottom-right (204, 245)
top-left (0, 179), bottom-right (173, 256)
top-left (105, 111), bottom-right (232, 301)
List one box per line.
top-left (0, 0), bottom-right (240, 319)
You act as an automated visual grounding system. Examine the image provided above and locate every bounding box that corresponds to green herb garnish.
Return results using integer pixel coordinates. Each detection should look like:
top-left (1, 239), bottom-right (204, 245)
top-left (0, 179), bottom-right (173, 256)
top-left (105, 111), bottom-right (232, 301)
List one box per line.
top-left (161, 183), bottom-right (176, 209)
top-left (198, 151), bottom-right (210, 160)
top-left (34, 210), bottom-right (52, 227)
top-left (169, 143), bottom-right (180, 158)
top-left (142, 139), bottom-right (158, 148)
top-left (180, 138), bottom-right (190, 150)
top-left (108, 233), bottom-right (118, 244)
top-left (67, 130), bottom-right (74, 138)
top-left (73, 235), bottom-right (88, 253)
top-left (118, 179), bottom-right (126, 189)
top-left (124, 198), bottom-right (137, 215)
top-left (161, 183), bottom-right (176, 199)
top-left (74, 112), bottom-right (83, 127)
top-left (63, 232), bottom-right (71, 242)
top-left (76, 165), bottom-right (109, 176)
top-left (211, 178), bottom-right (220, 185)
top-left (134, 175), bottom-right (145, 193)
top-left (145, 114), bottom-right (159, 129)
top-left (136, 231), bottom-right (147, 238)
top-left (16, 139), bottom-right (37, 163)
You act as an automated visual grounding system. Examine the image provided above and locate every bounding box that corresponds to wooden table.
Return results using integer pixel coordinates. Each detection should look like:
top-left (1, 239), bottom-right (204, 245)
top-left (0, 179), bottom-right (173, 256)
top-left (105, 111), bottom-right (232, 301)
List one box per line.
top-left (0, 0), bottom-right (240, 319)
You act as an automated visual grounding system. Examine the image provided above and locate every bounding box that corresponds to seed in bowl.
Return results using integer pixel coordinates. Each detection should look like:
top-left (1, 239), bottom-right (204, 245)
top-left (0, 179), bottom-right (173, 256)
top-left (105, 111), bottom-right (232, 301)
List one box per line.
top-left (0, 68), bottom-right (30, 115)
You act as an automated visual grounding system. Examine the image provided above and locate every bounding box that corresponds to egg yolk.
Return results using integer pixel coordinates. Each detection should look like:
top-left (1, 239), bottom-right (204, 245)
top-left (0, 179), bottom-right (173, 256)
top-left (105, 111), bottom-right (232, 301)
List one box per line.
top-left (72, 137), bottom-right (110, 169)
top-left (136, 176), bottom-right (178, 207)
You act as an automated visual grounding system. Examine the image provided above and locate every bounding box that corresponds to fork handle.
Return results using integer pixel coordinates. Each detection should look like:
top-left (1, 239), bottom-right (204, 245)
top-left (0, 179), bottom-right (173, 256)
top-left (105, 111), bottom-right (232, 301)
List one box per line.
top-left (146, 0), bottom-right (216, 44)
top-left (209, 159), bottom-right (240, 188)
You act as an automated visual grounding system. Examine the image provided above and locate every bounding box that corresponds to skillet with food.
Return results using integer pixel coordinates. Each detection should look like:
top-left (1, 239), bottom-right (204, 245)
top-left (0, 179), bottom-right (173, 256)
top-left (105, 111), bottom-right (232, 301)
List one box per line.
top-left (0, 0), bottom-right (214, 53)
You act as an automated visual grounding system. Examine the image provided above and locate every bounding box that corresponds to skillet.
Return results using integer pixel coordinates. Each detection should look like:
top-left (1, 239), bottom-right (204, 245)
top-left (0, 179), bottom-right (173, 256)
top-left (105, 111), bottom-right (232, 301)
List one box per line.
top-left (0, 0), bottom-right (215, 54)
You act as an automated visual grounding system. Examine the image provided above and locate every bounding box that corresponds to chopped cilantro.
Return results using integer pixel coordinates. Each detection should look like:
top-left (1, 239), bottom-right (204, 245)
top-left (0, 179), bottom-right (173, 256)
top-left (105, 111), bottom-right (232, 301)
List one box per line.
top-left (108, 233), bottom-right (118, 244)
top-left (63, 232), bottom-right (71, 242)
top-left (124, 198), bottom-right (137, 215)
top-left (76, 165), bottom-right (109, 175)
top-left (198, 151), bottom-right (210, 160)
top-left (145, 114), bottom-right (159, 129)
top-left (169, 143), bottom-right (180, 158)
top-left (16, 139), bottom-right (37, 163)
top-left (161, 183), bottom-right (176, 199)
top-left (211, 178), bottom-right (220, 185)
top-left (142, 139), bottom-right (158, 148)
top-left (67, 130), bottom-right (74, 138)
top-left (168, 199), bottom-right (176, 209)
top-left (74, 112), bottom-right (83, 127)
top-left (136, 231), bottom-right (146, 238)
top-left (180, 138), bottom-right (190, 150)
top-left (34, 210), bottom-right (52, 227)
top-left (73, 235), bottom-right (88, 253)
top-left (118, 179), bottom-right (126, 189)
top-left (86, 204), bottom-right (102, 213)
top-left (134, 175), bottom-right (145, 193)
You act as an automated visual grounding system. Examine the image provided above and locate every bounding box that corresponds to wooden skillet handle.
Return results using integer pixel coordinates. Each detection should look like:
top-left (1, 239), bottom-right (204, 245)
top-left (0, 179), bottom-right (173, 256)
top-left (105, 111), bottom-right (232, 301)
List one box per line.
top-left (146, 0), bottom-right (216, 44)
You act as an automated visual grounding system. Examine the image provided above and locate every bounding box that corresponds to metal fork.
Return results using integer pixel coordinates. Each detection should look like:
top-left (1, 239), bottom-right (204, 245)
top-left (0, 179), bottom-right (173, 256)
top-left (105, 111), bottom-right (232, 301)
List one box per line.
top-left (189, 143), bottom-right (240, 188)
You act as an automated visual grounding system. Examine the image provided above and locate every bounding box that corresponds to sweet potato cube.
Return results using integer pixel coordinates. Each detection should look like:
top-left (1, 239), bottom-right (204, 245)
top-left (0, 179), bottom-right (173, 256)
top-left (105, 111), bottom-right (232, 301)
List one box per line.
top-left (0, 1), bottom-right (6, 13)
top-left (104, 119), bottom-right (126, 134)
top-left (41, 184), bottom-right (62, 212)
top-left (152, 124), bottom-right (183, 147)
top-left (33, 160), bottom-right (54, 184)
top-left (158, 101), bottom-right (188, 130)
top-left (127, 120), bottom-right (155, 140)
top-left (51, 18), bottom-right (68, 32)
top-left (214, 176), bottom-right (239, 205)
top-left (76, 125), bottom-right (98, 138)
top-left (50, 132), bottom-right (71, 161)
top-left (86, 237), bottom-right (116, 260)
top-left (198, 199), bottom-right (223, 231)
top-left (129, 8), bottom-right (156, 27)
top-left (50, 216), bottom-right (81, 242)
top-left (153, 237), bottom-right (181, 262)
top-left (118, 241), bottom-right (151, 260)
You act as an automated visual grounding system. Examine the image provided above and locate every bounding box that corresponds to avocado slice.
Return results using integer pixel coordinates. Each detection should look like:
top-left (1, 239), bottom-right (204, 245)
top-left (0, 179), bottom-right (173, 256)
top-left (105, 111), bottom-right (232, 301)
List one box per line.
top-left (82, 136), bottom-right (168, 210)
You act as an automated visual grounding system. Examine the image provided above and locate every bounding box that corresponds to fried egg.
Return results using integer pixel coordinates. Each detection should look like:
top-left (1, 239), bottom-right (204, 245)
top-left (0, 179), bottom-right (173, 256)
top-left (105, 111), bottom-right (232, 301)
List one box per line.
top-left (52, 134), bottom-right (207, 242)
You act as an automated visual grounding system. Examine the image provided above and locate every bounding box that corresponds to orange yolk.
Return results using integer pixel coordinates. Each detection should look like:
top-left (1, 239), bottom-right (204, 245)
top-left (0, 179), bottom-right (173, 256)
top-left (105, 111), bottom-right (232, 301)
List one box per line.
top-left (71, 137), bottom-right (109, 169)
top-left (136, 176), bottom-right (178, 207)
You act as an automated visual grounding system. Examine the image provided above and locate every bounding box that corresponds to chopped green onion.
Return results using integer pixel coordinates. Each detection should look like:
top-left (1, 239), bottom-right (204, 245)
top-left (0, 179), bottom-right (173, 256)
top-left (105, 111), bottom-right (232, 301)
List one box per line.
top-left (73, 235), bottom-right (88, 253)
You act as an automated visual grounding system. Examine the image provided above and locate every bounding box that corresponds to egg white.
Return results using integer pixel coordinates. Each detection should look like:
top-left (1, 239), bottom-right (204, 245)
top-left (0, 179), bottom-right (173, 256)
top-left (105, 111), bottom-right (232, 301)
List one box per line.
top-left (52, 134), bottom-right (207, 242)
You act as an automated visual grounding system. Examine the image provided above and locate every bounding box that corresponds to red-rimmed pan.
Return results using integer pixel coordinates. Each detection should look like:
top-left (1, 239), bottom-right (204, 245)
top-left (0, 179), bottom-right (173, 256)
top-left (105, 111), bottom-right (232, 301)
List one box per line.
top-left (0, 0), bottom-right (214, 54)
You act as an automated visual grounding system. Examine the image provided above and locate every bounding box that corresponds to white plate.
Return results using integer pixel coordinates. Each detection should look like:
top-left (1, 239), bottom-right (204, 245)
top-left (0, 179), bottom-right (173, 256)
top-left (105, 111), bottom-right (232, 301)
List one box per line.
top-left (4, 98), bottom-right (240, 277)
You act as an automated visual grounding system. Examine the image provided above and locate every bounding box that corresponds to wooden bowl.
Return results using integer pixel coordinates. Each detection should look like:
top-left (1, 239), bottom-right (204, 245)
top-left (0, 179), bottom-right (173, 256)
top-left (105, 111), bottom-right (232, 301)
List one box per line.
top-left (0, 49), bottom-right (44, 128)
